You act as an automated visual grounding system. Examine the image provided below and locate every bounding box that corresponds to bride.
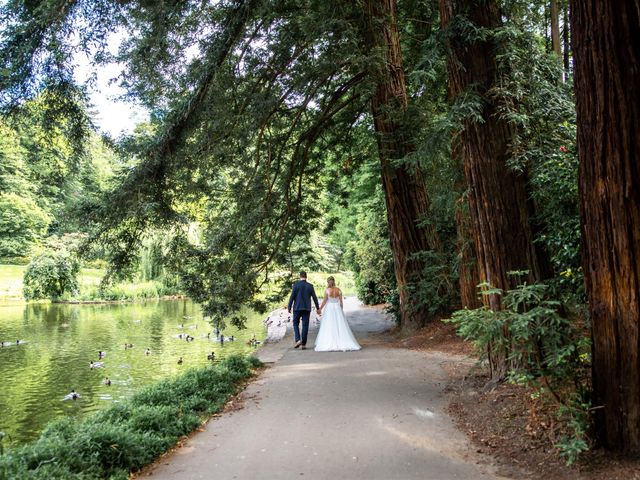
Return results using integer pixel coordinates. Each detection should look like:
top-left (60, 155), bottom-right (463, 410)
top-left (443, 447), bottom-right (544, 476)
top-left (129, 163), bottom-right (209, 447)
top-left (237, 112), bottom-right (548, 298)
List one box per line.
top-left (314, 276), bottom-right (361, 352)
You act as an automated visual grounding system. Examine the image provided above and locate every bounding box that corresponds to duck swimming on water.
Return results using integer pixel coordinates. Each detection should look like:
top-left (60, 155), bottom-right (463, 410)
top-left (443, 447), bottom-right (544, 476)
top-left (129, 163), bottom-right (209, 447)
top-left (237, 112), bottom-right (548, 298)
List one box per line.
top-left (90, 361), bottom-right (105, 369)
top-left (63, 390), bottom-right (80, 401)
top-left (177, 357), bottom-right (183, 365)
top-left (103, 377), bottom-right (111, 386)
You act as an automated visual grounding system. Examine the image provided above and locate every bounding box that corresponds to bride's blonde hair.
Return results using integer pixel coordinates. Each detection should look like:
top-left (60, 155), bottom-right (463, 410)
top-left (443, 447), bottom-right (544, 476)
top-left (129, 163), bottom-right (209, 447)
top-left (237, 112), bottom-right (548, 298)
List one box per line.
top-left (326, 276), bottom-right (336, 288)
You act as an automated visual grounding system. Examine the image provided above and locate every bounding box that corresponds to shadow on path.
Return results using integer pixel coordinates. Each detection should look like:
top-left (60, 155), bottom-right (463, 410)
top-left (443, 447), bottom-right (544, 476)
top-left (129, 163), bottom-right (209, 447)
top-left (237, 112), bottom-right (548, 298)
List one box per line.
top-left (139, 298), bottom-right (506, 480)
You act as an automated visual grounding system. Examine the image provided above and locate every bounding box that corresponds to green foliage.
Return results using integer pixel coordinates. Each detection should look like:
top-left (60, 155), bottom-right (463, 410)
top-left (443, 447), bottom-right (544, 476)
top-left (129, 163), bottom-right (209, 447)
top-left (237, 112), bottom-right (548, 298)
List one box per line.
top-left (349, 188), bottom-right (396, 306)
top-left (555, 395), bottom-right (591, 465)
top-left (447, 275), bottom-right (591, 463)
top-left (23, 249), bottom-right (80, 301)
top-left (0, 192), bottom-right (50, 257)
top-left (0, 355), bottom-right (261, 479)
top-left (491, 25), bottom-right (581, 302)
top-left (407, 249), bottom-right (458, 318)
top-left (79, 280), bottom-right (177, 302)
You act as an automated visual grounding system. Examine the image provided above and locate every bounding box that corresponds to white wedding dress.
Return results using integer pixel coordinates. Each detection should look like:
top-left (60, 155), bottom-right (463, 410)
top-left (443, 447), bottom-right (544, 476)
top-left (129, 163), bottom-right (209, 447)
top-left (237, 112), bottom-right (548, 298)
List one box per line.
top-left (314, 297), bottom-right (361, 351)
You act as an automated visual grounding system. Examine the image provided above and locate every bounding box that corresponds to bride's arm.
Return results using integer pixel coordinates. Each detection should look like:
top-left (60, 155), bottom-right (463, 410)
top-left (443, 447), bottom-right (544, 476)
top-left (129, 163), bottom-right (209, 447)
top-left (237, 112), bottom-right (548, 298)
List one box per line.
top-left (339, 289), bottom-right (344, 309)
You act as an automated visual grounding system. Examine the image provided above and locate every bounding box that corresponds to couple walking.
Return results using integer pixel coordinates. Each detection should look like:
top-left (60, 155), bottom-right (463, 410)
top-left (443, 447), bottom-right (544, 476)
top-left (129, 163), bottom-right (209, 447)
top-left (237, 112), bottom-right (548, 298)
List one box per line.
top-left (287, 271), bottom-right (361, 352)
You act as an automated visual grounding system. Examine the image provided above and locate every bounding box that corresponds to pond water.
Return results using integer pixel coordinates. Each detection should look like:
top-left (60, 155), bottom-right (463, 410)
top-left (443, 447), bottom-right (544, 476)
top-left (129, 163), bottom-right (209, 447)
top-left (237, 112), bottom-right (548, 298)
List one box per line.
top-left (0, 299), bottom-right (267, 445)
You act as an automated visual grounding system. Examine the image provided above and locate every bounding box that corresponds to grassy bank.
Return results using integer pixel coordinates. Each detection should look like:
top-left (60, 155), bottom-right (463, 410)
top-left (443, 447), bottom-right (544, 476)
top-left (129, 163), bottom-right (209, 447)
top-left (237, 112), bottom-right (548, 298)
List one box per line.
top-left (0, 265), bottom-right (182, 303)
top-left (0, 355), bottom-right (262, 479)
top-left (1, 265), bottom-right (355, 302)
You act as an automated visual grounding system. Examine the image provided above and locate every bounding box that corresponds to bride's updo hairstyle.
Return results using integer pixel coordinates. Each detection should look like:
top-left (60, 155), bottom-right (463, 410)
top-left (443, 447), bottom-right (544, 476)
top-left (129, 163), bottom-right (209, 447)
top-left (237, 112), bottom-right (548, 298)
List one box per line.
top-left (327, 276), bottom-right (336, 288)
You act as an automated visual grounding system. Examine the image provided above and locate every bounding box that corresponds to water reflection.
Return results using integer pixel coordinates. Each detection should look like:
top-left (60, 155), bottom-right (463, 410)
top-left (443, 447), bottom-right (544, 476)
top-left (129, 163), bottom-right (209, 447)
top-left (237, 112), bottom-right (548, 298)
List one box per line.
top-left (0, 299), bottom-right (266, 445)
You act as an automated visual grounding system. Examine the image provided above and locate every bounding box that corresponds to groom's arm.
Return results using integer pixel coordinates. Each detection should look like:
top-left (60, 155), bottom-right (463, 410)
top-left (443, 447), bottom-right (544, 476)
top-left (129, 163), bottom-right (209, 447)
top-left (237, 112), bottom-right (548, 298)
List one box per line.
top-left (310, 285), bottom-right (320, 310)
top-left (288, 283), bottom-right (297, 313)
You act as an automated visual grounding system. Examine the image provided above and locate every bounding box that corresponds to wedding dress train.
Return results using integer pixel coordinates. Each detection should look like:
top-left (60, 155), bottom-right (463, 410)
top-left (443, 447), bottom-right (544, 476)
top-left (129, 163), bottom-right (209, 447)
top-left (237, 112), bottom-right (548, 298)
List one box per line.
top-left (314, 297), bottom-right (361, 351)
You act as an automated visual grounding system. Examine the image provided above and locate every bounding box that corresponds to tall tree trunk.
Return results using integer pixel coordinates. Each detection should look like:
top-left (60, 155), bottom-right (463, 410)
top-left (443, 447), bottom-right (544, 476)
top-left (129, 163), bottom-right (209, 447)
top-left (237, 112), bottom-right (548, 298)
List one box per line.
top-left (571, 0), bottom-right (640, 454)
top-left (562, 1), bottom-right (570, 75)
top-left (453, 139), bottom-right (481, 309)
top-left (455, 191), bottom-right (481, 309)
top-left (550, 0), bottom-right (562, 58)
top-left (363, 0), bottom-right (439, 331)
top-left (440, 0), bottom-right (547, 379)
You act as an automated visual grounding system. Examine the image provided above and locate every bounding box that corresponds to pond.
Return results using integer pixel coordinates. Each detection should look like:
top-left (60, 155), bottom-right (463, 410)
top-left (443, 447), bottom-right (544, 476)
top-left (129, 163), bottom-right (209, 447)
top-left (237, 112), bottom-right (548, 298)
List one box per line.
top-left (0, 299), bottom-right (267, 445)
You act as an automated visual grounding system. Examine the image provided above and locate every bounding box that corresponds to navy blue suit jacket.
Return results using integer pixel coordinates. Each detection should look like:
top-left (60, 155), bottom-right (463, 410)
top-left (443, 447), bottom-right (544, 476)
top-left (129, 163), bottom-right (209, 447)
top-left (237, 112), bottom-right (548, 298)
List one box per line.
top-left (288, 280), bottom-right (320, 312)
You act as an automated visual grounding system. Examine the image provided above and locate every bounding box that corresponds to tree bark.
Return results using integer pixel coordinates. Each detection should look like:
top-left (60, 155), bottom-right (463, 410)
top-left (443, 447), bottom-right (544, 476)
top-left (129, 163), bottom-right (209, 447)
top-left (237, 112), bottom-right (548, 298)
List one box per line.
top-left (550, 0), bottom-right (562, 58)
top-left (455, 191), bottom-right (481, 309)
top-left (571, 0), bottom-right (640, 453)
top-left (562, 1), bottom-right (570, 75)
top-left (440, 0), bottom-right (547, 378)
top-left (363, 0), bottom-right (439, 331)
top-left (453, 141), bottom-right (481, 309)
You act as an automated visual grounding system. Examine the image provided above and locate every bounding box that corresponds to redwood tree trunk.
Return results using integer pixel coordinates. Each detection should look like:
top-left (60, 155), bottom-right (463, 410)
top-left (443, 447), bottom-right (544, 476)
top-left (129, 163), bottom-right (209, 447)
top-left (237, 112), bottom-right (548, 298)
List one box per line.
top-left (363, 0), bottom-right (439, 331)
top-left (455, 191), bottom-right (481, 309)
top-left (550, 0), bottom-right (562, 58)
top-left (571, 0), bottom-right (640, 453)
top-left (440, 0), bottom-right (547, 378)
top-left (453, 143), bottom-right (481, 309)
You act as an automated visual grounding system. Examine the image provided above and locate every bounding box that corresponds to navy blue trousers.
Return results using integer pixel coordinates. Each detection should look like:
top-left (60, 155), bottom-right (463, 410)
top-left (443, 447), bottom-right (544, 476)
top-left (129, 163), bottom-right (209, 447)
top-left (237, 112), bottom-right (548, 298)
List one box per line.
top-left (292, 310), bottom-right (311, 345)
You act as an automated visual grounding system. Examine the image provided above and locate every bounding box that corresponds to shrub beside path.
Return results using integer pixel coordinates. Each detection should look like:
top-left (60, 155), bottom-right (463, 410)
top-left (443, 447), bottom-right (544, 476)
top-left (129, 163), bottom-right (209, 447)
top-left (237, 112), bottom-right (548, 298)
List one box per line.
top-left (140, 297), bottom-right (506, 480)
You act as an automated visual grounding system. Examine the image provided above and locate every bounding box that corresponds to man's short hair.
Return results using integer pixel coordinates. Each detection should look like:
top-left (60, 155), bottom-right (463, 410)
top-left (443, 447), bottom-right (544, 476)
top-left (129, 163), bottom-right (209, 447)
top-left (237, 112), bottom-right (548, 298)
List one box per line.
top-left (299, 271), bottom-right (307, 278)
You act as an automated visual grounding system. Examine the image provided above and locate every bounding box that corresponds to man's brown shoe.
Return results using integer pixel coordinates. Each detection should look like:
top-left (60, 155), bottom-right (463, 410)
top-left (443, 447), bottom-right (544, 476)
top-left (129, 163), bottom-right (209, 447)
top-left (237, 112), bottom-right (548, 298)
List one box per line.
top-left (301, 345), bottom-right (307, 350)
top-left (294, 341), bottom-right (301, 349)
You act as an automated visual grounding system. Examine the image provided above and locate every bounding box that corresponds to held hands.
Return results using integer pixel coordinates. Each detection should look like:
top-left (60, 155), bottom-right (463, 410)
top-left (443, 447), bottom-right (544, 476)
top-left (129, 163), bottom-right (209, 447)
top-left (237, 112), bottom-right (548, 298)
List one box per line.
top-left (316, 307), bottom-right (322, 315)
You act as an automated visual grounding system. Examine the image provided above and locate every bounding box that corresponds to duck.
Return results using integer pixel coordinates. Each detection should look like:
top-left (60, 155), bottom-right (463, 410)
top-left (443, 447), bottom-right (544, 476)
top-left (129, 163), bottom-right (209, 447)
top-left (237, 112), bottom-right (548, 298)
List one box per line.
top-left (185, 335), bottom-right (194, 342)
top-left (145, 348), bottom-right (151, 355)
top-left (124, 343), bottom-right (134, 349)
top-left (90, 361), bottom-right (105, 369)
top-left (214, 327), bottom-right (220, 336)
top-left (207, 352), bottom-right (216, 360)
top-left (98, 351), bottom-right (106, 359)
top-left (63, 390), bottom-right (80, 401)
top-left (177, 357), bottom-right (183, 365)
top-left (103, 377), bottom-right (112, 386)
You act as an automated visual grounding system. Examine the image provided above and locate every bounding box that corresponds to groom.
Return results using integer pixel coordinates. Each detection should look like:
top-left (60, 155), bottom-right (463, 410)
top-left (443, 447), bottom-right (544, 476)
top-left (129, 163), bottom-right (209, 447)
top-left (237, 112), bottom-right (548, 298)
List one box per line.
top-left (287, 271), bottom-right (320, 350)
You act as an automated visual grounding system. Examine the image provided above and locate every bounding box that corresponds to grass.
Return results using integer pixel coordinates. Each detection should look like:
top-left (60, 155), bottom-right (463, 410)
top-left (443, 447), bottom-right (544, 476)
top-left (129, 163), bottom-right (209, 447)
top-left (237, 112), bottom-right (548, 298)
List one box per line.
top-left (0, 265), bottom-right (26, 301)
top-left (0, 355), bottom-right (262, 480)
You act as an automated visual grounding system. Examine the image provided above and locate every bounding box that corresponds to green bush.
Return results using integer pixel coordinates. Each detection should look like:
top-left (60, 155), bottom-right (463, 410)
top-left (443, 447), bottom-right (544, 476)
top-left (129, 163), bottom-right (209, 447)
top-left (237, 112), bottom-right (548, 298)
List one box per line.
top-left (23, 250), bottom-right (80, 301)
top-left (349, 198), bottom-right (396, 306)
top-left (0, 192), bottom-right (50, 258)
top-left (447, 276), bottom-right (592, 464)
top-left (0, 355), bottom-right (262, 479)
